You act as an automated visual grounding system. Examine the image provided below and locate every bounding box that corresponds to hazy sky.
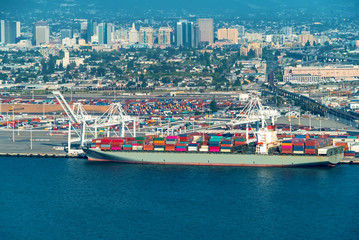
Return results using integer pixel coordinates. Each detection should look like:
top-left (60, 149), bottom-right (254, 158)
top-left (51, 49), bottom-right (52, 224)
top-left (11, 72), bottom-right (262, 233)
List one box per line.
top-left (1, 0), bottom-right (358, 18)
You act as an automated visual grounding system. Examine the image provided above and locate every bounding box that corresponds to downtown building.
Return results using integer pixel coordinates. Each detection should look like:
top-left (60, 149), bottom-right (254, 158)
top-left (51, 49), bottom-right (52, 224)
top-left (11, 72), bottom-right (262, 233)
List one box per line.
top-left (86, 20), bottom-right (98, 43)
top-left (0, 20), bottom-right (20, 45)
top-left (176, 20), bottom-right (199, 48)
top-left (158, 27), bottom-right (173, 47)
top-left (284, 65), bottom-right (359, 84)
top-left (139, 27), bottom-right (154, 47)
top-left (33, 21), bottom-right (50, 46)
top-left (217, 28), bottom-right (238, 44)
top-left (98, 23), bottom-right (114, 46)
top-left (128, 23), bottom-right (139, 44)
top-left (197, 18), bottom-right (214, 45)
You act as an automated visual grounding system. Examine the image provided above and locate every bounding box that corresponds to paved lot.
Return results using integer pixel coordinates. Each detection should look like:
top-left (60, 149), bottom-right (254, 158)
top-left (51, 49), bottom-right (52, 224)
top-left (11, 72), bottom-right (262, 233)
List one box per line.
top-left (0, 130), bottom-right (70, 154)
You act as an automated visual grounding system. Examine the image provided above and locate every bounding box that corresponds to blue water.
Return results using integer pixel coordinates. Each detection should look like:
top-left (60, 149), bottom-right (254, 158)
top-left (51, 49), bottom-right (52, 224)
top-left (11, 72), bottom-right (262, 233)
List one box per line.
top-left (0, 157), bottom-right (358, 240)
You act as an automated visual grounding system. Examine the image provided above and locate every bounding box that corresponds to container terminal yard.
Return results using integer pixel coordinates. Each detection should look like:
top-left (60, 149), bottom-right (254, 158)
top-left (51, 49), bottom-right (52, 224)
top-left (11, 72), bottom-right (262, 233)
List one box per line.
top-left (0, 91), bottom-right (358, 165)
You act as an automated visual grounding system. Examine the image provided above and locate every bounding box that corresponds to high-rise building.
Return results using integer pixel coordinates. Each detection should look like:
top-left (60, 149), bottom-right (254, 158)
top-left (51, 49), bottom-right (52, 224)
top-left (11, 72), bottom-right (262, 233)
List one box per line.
top-left (128, 23), bottom-right (139, 44)
top-left (139, 27), bottom-right (154, 47)
top-left (16, 21), bottom-right (21, 38)
top-left (158, 27), bottom-right (172, 46)
top-left (176, 20), bottom-right (199, 48)
top-left (217, 28), bottom-right (238, 44)
top-left (299, 32), bottom-right (315, 46)
top-left (197, 18), bottom-right (214, 44)
top-left (60, 29), bottom-right (73, 41)
top-left (282, 27), bottom-right (292, 35)
top-left (0, 20), bottom-right (20, 44)
top-left (33, 21), bottom-right (50, 46)
top-left (5, 21), bottom-right (17, 44)
top-left (0, 20), bottom-right (4, 44)
top-left (98, 23), bottom-right (113, 46)
top-left (237, 25), bottom-right (245, 36)
top-left (86, 21), bottom-right (97, 43)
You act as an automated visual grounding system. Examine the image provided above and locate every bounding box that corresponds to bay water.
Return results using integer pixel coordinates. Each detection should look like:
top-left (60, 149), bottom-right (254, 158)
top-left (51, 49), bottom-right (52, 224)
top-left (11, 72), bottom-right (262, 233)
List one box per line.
top-left (0, 157), bottom-right (358, 239)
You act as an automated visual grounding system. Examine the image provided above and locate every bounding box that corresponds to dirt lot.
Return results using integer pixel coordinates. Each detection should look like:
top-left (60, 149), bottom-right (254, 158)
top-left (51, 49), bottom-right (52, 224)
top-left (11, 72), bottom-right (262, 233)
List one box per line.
top-left (1, 103), bottom-right (111, 114)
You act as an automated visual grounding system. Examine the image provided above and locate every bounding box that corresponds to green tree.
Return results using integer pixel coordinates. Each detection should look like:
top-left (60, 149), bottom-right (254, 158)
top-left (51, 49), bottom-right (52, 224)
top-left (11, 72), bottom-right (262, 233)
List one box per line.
top-left (210, 100), bottom-right (218, 113)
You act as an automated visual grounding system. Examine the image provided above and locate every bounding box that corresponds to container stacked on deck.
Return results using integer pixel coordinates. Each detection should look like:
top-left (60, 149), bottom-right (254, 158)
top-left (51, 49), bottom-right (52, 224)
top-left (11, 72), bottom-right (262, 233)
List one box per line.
top-left (305, 140), bottom-right (318, 155)
top-left (188, 143), bottom-right (199, 152)
top-left (165, 136), bottom-right (177, 152)
top-left (91, 139), bottom-right (102, 149)
top-left (233, 136), bottom-right (246, 146)
top-left (281, 140), bottom-right (293, 154)
top-left (100, 139), bottom-right (112, 151)
top-left (334, 142), bottom-right (349, 151)
top-left (154, 137), bottom-right (165, 151)
top-left (306, 138), bottom-right (332, 155)
top-left (209, 135), bottom-right (222, 152)
top-left (176, 135), bottom-right (189, 152)
top-left (133, 137), bottom-right (146, 151)
top-left (220, 137), bottom-right (233, 153)
top-left (292, 139), bottom-right (305, 154)
top-left (111, 139), bottom-right (124, 151)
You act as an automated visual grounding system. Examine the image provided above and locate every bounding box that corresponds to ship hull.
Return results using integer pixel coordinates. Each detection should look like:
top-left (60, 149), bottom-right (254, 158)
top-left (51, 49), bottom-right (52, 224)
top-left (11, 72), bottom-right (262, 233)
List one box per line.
top-left (83, 148), bottom-right (342, 167)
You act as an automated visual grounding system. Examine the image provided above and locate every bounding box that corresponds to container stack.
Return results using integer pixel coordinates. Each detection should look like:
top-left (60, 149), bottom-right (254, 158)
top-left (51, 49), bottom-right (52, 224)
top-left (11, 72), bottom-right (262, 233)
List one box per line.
top-left (335, 142), bottom-right (349, 151)
top-left (234, 136), bottom-right (246, 146)
top-left (165, 136), bottom-right (178, 152)
top-left (100, 139), bottom-right (112, 151)
top-left (292, 139), bottom-right (305, 154)
top-left (305, 140), bottom-right (318, 155)
top-left (91, 139), bottom-right (101, 149)
top-left (199, 145), bottom-right (209, 152)
top-left (122, 144), bottom-right (132, 151)
top-left (188, 143), bottom-right (199, 152)
top-left (281, 140), bottom-right (293, 154)
top-left (111, 139), bottom-right (124, 151)
top-left (220, 139), bottom-right (232, 153)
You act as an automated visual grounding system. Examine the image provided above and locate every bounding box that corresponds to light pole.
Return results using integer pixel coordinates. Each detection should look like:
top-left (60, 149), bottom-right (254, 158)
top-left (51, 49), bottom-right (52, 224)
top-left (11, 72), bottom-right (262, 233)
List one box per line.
top-left (30, 127), bottom-right (32, 150)
top-left (12, 107), bottom-right (15, 142)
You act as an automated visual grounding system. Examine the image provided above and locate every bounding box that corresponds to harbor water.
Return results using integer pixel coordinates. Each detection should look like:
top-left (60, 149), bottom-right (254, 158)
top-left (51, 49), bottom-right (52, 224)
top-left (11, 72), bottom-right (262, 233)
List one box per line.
top-left (0, 157), bottom-right (358, 240)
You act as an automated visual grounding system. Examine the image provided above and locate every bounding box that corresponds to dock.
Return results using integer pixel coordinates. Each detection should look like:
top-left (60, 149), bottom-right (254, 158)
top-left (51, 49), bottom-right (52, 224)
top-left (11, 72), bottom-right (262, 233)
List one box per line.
top-left (0, 152), bottom-right (86, 158)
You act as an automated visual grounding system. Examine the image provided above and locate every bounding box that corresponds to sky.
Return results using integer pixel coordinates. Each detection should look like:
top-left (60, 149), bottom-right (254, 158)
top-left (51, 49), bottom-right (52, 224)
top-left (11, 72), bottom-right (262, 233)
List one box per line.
top-left (1, 0), bottom-right (358, 18)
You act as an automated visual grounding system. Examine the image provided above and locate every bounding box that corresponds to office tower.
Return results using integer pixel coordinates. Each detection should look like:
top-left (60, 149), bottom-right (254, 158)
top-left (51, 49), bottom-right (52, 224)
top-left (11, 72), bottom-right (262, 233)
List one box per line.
top-left (60, 29), bottom-right (73, 41)
top-left (107, 23), bottom-right (114, 46)
top-left (98, 23), bottom-right (113, 46)
top-left (272, 34), bottom-right (285, 45)
top-left (128, 23), bottom-right (139, 44)
top-left (139, 27), bottom-right (154, 47)
top-left (299, 33), bottom-right (315, 46)
top-left (176, 20), bottom-right (199, 48)
top-left (282, 27), bottom-right (292, 35)
top-left (158, 27), bottom-right (172, 46)
top-left (80, 22), bottom-right (87, 40)
top-left (197, 18), bottom-right (214, 44)
top-left (86, 21), bottom-right (97, 43)
top-left (16, 21), bottom-right (20, 38)
top-left (33, 21), bottom-right (50, 46)
top-left (98, 23), bottom-right (106, 45)
top-left (0, 20), bottom-right (4, 44)
top-left (4, 21), bottom-right (17, 44)
top-left (0, 20), bottom-right (19, 44)
top-left (237, 25), bottom-right (245, 36)
top-left (217, 28), bottom-right (238, 44)
top-left (34, 22), bottom-right (50, 46)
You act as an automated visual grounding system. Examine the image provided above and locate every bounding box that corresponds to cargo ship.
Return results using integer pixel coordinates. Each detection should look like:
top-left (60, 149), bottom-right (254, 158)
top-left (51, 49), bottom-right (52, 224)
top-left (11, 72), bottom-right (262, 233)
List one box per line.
top-left (83, 127), bottom-right (343, 167)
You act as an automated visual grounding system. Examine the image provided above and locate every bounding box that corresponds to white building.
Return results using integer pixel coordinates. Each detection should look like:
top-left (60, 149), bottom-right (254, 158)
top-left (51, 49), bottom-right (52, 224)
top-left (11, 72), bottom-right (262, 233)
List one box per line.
top-left (128, 23), bottom-right (139, 44)
top-left (35, 25), bottom-right (50, 46)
